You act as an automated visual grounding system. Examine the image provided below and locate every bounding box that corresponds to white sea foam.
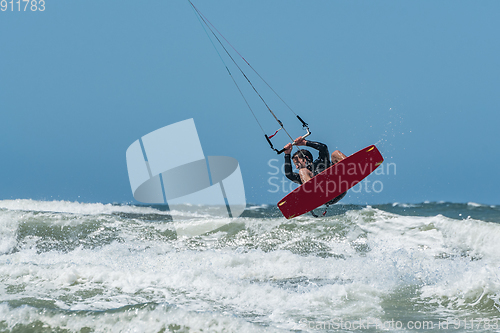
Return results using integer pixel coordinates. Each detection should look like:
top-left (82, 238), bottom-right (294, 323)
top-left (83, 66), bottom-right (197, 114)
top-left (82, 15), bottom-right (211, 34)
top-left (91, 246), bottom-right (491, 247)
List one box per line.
top-left (0, 302), bottom-right (284, 333)
top-left (0, 199), bottom-right (163, 215)
top-left (246, 204), bottom-right (270, 210)
top-left (392, 202), bottom-right (419, 208)
top-left (1, 201), bottom-right (500, 331)
top-left (351, 207), bottom-right (500, 313)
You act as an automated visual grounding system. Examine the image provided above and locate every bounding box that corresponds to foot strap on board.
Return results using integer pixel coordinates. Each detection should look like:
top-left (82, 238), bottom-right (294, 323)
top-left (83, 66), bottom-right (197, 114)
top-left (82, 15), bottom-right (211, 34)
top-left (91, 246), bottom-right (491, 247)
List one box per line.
top-left (311, 203), bottom-right (330, 218)
top-left (310, 191), bottom-right (348, 218)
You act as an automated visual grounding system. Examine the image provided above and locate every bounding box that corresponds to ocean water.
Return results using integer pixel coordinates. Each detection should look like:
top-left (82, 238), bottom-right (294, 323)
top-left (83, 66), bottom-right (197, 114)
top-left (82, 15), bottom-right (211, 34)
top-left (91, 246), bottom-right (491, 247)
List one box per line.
top-left (1, 199), bottom-right (500, 332)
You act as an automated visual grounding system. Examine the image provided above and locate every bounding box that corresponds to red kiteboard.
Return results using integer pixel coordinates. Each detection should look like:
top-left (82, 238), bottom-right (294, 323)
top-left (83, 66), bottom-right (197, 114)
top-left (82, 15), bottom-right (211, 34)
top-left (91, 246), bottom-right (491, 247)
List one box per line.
top-left (277, 145), bottom-right (384, 219)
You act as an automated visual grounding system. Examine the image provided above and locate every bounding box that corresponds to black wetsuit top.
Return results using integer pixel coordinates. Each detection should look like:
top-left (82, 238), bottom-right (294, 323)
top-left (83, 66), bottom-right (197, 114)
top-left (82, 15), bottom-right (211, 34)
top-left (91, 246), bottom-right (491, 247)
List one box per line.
top-left (284, 140), bottom-right (331, 185)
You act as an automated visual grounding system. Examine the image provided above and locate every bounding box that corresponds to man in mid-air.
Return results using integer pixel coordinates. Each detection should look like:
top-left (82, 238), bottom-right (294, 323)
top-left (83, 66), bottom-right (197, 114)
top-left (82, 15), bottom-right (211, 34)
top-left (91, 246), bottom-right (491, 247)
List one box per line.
top-left (283, 137), bottom-right (347, 205)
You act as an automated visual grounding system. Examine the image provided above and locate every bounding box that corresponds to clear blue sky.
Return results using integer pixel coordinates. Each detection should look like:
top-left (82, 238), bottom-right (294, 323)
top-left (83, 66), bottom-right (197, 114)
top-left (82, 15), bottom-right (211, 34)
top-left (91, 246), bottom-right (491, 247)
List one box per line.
top-left (1, 1), bottom-right (499, 205)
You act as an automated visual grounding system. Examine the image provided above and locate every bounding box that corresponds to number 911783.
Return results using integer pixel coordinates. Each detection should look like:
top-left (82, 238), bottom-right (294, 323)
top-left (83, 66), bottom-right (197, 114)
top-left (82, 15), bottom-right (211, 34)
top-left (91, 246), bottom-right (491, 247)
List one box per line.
top-left (1, 0), bottom-right (46, 11)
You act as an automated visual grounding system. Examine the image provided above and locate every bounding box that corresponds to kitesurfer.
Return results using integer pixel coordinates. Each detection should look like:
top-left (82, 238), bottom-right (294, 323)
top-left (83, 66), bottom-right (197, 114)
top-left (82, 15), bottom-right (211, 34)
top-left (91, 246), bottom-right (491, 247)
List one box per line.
top-left (283, 137), bottom-right (347, 204)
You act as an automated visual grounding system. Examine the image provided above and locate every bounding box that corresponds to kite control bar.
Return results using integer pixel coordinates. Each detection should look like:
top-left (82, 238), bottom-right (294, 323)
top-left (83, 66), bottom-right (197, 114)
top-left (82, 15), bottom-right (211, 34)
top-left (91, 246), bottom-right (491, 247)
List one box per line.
top-left (276, 127), bottom-right (311, 154)
top-left (265, 115), bottom-right (311, 154)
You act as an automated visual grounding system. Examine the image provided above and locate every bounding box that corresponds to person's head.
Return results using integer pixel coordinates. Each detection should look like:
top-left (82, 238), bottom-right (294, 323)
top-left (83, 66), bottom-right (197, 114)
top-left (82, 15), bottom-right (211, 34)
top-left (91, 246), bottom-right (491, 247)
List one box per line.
top-left (292, 149), bottom-right (312, 169)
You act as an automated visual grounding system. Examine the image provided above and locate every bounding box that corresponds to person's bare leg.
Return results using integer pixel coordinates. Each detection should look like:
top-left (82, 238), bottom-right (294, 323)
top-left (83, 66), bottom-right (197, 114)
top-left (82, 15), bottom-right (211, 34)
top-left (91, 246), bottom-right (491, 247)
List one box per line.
top-left (331, 150), bottom-right (347, 164)
top-left (299, 168), bottom-right (314, 183)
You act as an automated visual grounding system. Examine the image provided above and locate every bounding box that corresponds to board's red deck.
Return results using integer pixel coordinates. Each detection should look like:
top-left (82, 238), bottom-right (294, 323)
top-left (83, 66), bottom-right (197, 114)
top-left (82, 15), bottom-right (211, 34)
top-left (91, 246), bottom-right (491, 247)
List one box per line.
top-left (277, 145), bottom-right (384, 219)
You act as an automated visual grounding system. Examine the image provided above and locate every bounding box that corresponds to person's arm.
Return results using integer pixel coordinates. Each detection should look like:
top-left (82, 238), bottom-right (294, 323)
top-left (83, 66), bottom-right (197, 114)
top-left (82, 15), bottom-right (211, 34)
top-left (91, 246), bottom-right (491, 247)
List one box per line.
top-left (305, 140), bottom-right (330, 162)
top-left (298, 139), bottom-right (330, 174)
top-left (283, 142), bottom-right (302, 184)
top-left (284, 153), bottom-right (302, 184)
top-left (294, 137), bottom-right (330, 161)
